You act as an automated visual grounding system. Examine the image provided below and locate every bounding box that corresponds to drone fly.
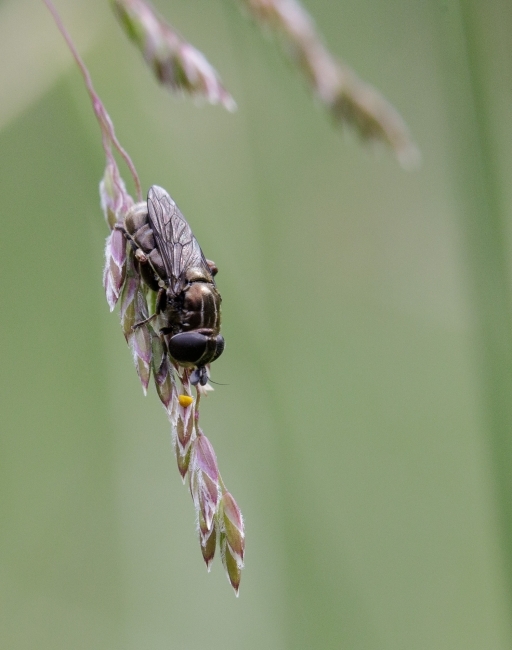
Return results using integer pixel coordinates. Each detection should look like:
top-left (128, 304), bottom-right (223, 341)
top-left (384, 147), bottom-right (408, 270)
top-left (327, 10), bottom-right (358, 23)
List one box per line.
top-left (119, 185), bottom-right (224, 386)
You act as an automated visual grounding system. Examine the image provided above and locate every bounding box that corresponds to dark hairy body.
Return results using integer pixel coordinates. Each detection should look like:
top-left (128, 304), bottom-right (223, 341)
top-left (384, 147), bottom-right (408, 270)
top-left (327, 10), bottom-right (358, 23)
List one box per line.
top-left (119, 185), bottom-right (224, 385)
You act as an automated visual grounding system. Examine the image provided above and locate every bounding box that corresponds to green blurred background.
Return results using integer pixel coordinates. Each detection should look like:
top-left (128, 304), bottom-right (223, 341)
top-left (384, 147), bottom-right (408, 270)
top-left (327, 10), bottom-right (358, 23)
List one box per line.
top-left (1, 0), bottom-right (512, 648)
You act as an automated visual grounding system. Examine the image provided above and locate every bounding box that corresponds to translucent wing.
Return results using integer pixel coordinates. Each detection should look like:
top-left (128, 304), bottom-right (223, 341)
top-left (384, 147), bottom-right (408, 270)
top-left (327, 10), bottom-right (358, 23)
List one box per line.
top-left (147, 185), bottom-right (214, 295)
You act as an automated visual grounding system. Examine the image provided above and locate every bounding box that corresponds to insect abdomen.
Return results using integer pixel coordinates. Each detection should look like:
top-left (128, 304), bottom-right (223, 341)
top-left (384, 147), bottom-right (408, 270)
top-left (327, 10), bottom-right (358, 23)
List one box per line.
top-left (124, 208), bottom-right (166, 281)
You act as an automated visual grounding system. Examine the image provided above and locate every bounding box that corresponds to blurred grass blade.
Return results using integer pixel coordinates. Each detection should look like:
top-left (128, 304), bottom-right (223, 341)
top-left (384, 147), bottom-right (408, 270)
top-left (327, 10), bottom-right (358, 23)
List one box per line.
top-left (0, 0), bottom-right (97, 132)
top-left (456, 0), bottom-right (512, 622)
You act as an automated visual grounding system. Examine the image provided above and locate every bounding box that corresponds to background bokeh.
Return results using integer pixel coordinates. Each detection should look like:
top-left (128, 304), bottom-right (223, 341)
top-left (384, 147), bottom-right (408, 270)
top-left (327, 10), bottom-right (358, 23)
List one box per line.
top-left (1, 0), bottom-right (512, 648)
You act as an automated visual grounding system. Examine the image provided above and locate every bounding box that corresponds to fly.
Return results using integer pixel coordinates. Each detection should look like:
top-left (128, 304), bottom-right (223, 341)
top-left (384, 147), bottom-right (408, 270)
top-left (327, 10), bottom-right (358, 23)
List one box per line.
top-left (118, 185), bottom-right (224, 385)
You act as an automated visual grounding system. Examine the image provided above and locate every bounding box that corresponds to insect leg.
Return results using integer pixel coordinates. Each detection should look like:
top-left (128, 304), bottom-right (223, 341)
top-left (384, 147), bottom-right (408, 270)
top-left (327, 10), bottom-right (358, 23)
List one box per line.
top-left (132, 313), bottom-right (157, 330)
top-left (115, 224), bottom-right (141, 256)
top-left (206, 259), bottom-right (218, 276)
top-left (155, 287), bottom-right (167, 314)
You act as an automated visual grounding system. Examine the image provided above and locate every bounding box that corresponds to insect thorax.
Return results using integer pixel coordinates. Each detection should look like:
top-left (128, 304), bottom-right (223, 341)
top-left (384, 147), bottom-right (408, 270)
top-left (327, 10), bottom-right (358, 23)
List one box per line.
top-left (180, 279), bottom-right (221, 334)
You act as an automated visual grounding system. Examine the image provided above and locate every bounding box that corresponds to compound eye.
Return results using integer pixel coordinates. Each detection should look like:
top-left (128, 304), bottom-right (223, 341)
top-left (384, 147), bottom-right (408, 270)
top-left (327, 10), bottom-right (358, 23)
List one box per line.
top-left (211, 335), bottom-right (225, 362)
top-left (168, 332), bottom-right (208, 364)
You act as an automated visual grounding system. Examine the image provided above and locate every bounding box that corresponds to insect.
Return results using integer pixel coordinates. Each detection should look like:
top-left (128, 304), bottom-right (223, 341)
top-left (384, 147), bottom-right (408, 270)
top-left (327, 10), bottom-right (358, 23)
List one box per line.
top-left (119, 185), bottom-right (224, 386)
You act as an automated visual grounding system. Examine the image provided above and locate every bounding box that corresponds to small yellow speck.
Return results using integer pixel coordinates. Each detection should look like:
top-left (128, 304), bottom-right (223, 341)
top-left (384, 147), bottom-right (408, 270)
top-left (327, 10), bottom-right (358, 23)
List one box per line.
top-left (178, 395), bottom-right (194, 408)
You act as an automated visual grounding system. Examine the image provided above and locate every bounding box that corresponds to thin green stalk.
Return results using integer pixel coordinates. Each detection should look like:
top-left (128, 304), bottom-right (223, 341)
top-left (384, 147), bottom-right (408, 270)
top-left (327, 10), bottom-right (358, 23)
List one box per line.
top-left (43, 0), bottom-right (143, 201)
top-left (457, 0), bottom-right (512, 620)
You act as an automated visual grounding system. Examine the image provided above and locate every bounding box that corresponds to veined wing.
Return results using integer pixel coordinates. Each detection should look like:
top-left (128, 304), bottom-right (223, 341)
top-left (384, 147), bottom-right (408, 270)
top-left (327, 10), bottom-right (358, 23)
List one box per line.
top-left (147, 185), bottom-right (214, 295)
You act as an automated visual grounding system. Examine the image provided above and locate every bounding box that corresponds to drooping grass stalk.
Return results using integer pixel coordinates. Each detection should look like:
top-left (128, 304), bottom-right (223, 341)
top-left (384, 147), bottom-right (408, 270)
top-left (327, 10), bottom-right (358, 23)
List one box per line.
top-left (111, 0), bottom-right (236, 110)
top-left (235, 0), bottom-right (420, 166)
top-left (43, 0), bottom-right (245, 594)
